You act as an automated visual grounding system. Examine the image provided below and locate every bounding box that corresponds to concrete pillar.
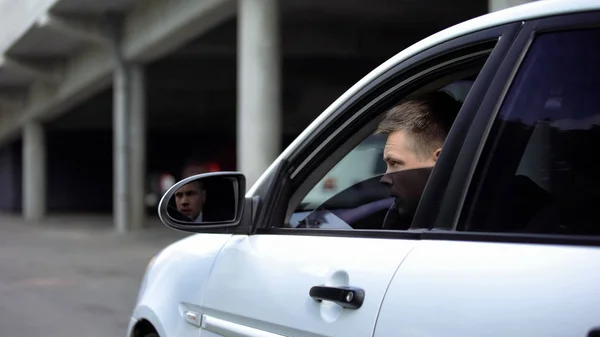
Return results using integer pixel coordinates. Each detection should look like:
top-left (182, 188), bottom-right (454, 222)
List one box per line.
top-left (113, 54), bottom-right (131, 234)
top-left (22, 121), bottom-right (46, 220)
top-left (108, 14), bottom-right (147, 233)
top-left (113, 62), bottom-right (147, 233)
top-left (129, 65), bottom-right (146, 230)
top-left (237, 0), bottom-right (281, 188)
top-left (489, 0), bottom-right (538, 12)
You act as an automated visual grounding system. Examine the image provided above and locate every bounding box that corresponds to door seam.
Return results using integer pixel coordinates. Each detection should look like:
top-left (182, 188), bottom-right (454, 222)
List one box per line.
top-left (371, 240), bottom-right (421, 336)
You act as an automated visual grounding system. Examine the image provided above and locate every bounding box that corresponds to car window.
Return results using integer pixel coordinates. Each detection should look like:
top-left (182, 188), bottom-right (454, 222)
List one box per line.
top-left (459, 27), bottom-right (600, 236)
top-left (277, 33), bottom-right (507, 232)
top-left (288, 83), bottom-right (474, 230)
top-left (299, 135), bottom-right (387, 209)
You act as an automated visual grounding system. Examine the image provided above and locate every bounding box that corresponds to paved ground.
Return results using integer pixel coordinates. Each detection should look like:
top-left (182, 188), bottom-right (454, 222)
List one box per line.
top-left (0, 214), bottom-right (190, 337)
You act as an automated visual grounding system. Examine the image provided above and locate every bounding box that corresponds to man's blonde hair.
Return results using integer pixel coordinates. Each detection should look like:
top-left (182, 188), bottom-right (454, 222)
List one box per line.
top-left (375, 91), bottom-right (461, 160)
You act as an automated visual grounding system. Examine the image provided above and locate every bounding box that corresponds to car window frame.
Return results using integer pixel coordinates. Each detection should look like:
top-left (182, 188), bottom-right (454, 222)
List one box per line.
top-left (427, 10), bottom-right (600, 247)
top-left (252, 22), bottom-right (522, 238)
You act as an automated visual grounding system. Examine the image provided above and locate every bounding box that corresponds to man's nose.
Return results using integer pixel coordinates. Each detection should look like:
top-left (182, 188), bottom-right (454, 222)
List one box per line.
top-left (380, 173), bottom-right (392, 187)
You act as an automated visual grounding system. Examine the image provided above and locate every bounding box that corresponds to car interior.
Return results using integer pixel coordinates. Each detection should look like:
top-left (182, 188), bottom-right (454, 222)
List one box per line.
top-left (284, 68), bottom-right (480, 229)
top-left (462, 81), bottom-right (600, 236)
top-left (460, 31), bottom-right (600, 236)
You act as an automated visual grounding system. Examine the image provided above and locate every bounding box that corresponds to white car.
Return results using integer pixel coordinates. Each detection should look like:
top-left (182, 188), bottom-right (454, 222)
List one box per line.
top-left (128, 1), bottom-right (600, 336)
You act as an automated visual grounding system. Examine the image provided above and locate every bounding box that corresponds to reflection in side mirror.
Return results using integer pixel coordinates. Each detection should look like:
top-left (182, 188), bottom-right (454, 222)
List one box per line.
top-left (158, 172), bottom-right (246, 231)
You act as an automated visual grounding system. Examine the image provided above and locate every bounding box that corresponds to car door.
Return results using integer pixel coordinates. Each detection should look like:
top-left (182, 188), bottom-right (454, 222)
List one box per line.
top-left (198, 23), bottom-right (517, 337)
top-left (198, 144), bottom-right (419, 337)
top-left (375, 11), bottom-right (600, 337)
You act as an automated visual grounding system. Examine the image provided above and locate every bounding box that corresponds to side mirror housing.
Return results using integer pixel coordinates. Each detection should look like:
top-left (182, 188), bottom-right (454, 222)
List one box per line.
top-left (158, 172), bottom-right (247, 232)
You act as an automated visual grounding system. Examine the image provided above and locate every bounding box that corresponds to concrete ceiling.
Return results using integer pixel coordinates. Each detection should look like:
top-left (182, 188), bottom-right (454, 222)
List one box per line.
top-left (47, 0), bottom-right (488, 135)
top-left (8, 28), bottom-right (83, 59)
top-left (51, 0), bottom-right (136, 15)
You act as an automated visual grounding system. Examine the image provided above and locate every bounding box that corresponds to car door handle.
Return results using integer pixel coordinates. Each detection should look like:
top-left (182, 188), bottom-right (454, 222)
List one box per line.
top-left (588, 327), bottom-right (600, 337)
top-left (309, 285), bottom-right (365, 309)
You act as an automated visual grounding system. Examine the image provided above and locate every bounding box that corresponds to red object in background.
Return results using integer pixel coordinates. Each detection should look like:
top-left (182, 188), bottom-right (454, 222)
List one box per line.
top-left (323, 177), bottom-right (337, 190)
top-left (208, 162), bottom-right (221, 172)
top-left (182, 158), bottom-right (224, 179)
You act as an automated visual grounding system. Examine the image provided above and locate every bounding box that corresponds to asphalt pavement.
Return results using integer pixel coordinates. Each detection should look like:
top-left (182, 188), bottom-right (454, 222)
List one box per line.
top-left (0, 214), bottom-right (190, 337)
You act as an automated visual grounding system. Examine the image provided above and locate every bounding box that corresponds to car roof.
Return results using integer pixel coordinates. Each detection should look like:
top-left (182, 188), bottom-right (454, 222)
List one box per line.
top-left (247, 0), bottom-right (600, 196)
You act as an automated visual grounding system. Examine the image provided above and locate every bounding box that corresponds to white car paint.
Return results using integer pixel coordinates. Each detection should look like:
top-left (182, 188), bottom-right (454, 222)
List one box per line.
top-left (128, 233), bottom-right (232, 337)
top-left (374, 240), bottom-right (600, 337)
top-left (128, 1), bottom-right (600, 337)
top-left (199, 235), bottom-right (417, 336)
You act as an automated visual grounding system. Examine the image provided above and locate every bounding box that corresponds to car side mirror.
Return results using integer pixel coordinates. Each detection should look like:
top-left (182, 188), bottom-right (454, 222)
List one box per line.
top-left (158, 172), bottom-right (246, 231)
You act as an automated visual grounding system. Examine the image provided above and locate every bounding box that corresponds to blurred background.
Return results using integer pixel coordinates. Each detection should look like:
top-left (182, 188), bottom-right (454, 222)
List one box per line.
top-left (0, 0), bottom-right (536, 335)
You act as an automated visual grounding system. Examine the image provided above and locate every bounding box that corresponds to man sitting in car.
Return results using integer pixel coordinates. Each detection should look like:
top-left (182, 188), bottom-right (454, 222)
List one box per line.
top-left (375, 90), bottom-right (461, 230)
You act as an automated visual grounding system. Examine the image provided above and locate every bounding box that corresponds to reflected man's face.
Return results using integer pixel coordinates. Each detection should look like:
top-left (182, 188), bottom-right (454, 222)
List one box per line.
top-left (175, 182), bottom-right (206, 220)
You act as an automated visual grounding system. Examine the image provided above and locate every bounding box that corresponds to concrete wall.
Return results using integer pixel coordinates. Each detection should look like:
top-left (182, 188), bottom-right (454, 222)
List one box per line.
top-left (0, 140), bottom-right (22, 212)
top-left (46, 130), bottom-right (113, 213)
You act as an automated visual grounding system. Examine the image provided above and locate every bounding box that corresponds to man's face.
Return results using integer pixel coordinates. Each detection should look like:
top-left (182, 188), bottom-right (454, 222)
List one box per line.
top-left (380, 129), bottom-right (441, 199)
top-left (382, 130), bottom-right (439, 174)
top-left (379, 130), bottom-right (440, 229)
top-left (174, 182), bottom-right (206, 220)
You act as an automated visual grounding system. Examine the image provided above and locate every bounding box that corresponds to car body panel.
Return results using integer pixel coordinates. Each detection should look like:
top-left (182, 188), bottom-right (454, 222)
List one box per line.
top-left (129, 233), bottom-right (232, 337)
top-left (199, 234), bottom-right (418, 336)
top-left (375, 240), bottom-right (600, 337)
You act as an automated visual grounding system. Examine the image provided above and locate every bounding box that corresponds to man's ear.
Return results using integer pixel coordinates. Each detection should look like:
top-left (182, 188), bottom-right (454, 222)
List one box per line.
top-left (433, 148), bottom-right (442, 162)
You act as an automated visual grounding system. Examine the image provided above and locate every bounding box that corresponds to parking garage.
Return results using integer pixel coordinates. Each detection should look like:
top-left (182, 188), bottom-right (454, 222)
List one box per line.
top-left (0, 0), bottom-right (533, 232)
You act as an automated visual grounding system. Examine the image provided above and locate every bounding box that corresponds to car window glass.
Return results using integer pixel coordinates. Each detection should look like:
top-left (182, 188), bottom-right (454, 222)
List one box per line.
top-left (299, 135), bottom-right (387, 209)
top-left (289, 84), bottom-right (472, 230)
top-left (460, 27), bottom-right (600, 236)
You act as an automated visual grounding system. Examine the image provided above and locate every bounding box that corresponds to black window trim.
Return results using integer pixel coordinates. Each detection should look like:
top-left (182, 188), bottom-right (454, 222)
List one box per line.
top-left (432, 22), bottom-right (534, 232)
top-left (421, 230), bottom-right (600, 248)
top-left (412, 21), bottom-right (523, 230)
top-left (252, 22), bottom-right (521, 238)
top-left (431, 11), bottom-right (600, 247)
